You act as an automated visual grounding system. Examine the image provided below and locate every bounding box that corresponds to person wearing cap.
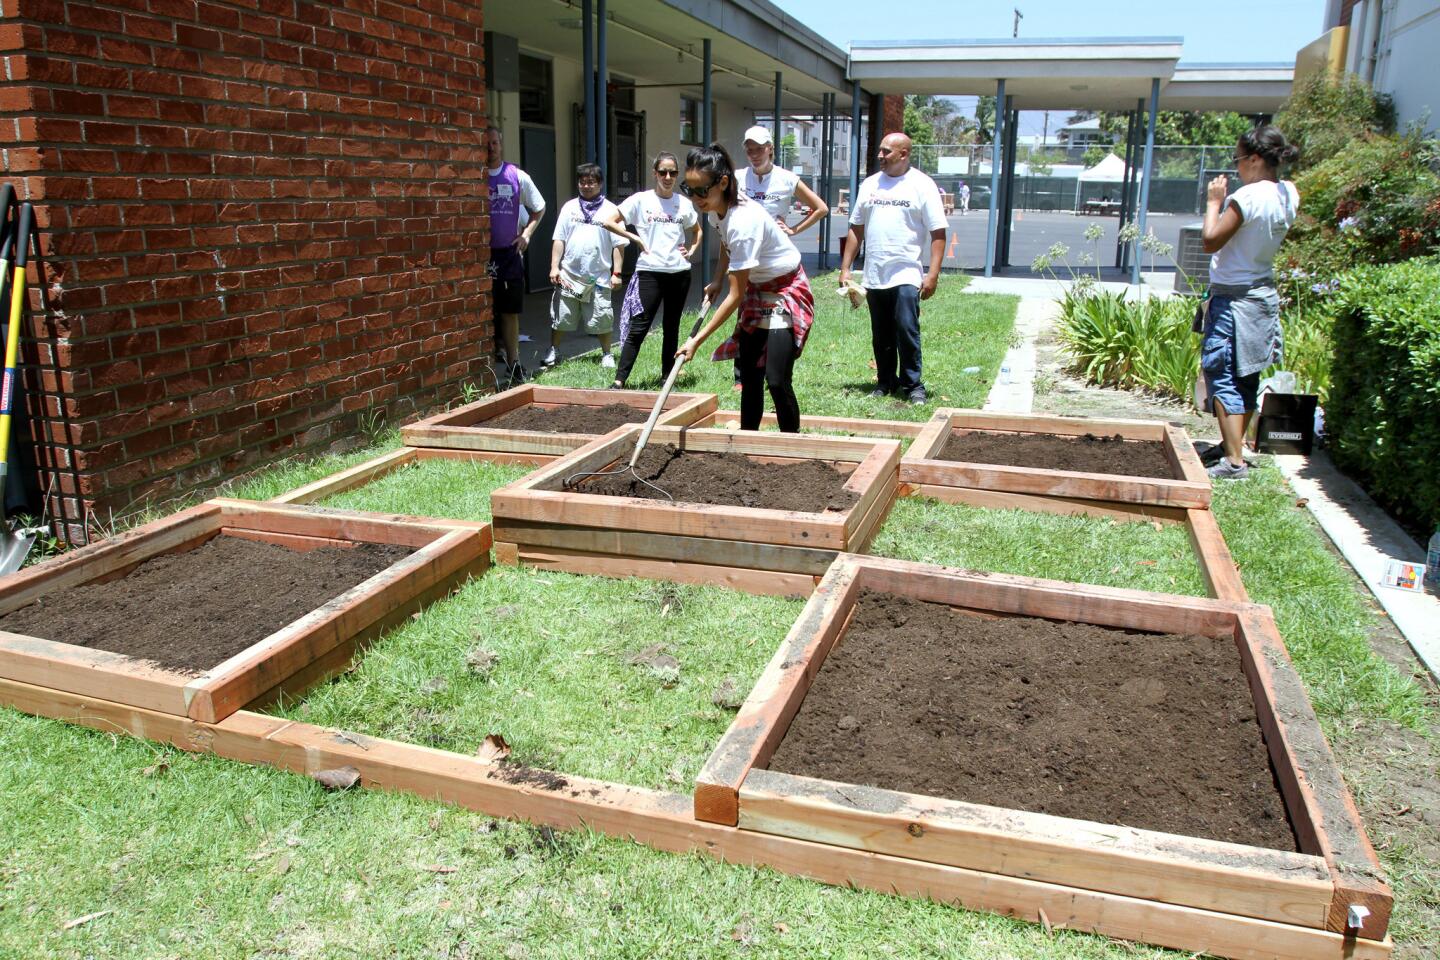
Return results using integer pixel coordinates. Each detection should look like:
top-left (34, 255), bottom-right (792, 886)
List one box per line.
top-left (707, 124), bottom-right (828, 385)
top-left (839, 131), bottom-right (947, 405)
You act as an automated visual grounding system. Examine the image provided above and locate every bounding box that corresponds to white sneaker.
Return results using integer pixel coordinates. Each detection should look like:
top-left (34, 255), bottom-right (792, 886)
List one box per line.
top-left (600, 353), bottom-right (616, 369)
top-left (541, 346), bottom-right (559, 367)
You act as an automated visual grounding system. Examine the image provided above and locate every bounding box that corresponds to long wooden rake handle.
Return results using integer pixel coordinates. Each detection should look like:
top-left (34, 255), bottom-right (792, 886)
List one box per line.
top-left (627, 298), bottom-right (712, 469)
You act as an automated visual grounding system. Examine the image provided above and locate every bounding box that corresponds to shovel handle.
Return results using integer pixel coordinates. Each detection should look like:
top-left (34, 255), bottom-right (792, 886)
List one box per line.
top-left (626, 298), bottom-right (712, 469)
top-left (0, 184), bottom-right (14, 264)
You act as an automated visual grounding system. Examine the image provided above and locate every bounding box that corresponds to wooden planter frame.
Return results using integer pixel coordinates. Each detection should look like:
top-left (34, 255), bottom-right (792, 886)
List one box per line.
top-left (695, 553), bottom-right (1390, 948)
top-left (0, 499), bottom-right (490, 723)
top-left (401, 384), bottom-right (717, 461)
top-left (490, 426), bottom-right (901, 596)
top-left (269, 446), bottom-right (544, 509)
top-left (698, 408), bottom-right (925, 441)
top-left (0, 658), bottom-right (1390, 958)
top-left (903, 408), bottom-right (1210, 512)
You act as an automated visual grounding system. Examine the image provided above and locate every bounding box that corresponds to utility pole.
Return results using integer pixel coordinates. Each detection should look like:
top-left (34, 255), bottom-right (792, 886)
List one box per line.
top-left (1013, 8), bottom-right (1023, 38)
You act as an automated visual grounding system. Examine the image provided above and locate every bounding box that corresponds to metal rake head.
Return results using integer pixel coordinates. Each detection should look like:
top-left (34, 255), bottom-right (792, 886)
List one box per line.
top-left (561, 461), bottom-right (675, 501)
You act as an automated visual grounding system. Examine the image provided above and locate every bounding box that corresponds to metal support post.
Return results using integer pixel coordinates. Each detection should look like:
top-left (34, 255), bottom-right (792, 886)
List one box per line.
top-left (983, 79), bottom-right (1006, 278)
top-left (582, 0), bottom-right (594, 164)
top-left (700, 39), bottom-right (712, 292)
top-left (1132, 77), bottom-right (1160, 285)
top-left (773, 72), bottom-right (782, 156)
top-left (848, 80), bottom-right (861, 249)
top-left (596, 0), bottom-right (608, 181)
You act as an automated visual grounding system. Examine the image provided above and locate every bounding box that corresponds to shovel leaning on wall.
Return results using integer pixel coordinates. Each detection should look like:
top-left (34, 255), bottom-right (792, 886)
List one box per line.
top-left (0, 196), bottom-right (43, 574)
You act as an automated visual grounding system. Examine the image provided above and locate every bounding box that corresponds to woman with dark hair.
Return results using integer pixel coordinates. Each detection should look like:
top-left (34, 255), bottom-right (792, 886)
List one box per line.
top-left (677, 143), bottom-right (814, 432)
top-left (605, 151), bottom-right (700, 388)
top-left (1199, 124), bottom-right (1301, 480)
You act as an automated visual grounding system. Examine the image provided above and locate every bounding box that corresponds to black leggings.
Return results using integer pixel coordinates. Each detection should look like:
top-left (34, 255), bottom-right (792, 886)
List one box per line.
top-left (614, 269), bottom-right (692, 384)
top-left (737, 324), bottom-right (800, 432)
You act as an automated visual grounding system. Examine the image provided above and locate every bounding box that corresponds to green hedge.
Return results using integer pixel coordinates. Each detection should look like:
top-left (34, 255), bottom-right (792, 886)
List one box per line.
top-left (1325, 259), bottom-right (1440, 536)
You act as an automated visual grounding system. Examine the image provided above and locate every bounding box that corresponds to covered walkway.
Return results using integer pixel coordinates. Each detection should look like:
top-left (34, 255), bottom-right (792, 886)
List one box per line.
top-left (848, 39), bottom-right (1294, 282)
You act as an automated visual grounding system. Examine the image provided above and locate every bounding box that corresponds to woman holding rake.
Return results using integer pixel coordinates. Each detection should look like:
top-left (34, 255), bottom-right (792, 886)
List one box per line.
top-left (675, 143), bottom-right (814, 433)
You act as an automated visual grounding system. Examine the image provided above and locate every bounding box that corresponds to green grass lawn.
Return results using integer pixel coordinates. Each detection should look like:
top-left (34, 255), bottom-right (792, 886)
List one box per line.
top-left (3, 279), bottom-right (1436, 959)
top-left (538, 272), bottom-right (1017, 420)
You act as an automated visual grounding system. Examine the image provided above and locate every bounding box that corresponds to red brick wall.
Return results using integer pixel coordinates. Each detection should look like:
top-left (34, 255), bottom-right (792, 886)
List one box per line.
top-left (0, 0), bottom-right (492, 540)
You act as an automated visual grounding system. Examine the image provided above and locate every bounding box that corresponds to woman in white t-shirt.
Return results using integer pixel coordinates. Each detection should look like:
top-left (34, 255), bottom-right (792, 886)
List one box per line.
top-left (604, 152), bottom-right (701, 388)
top-left (677, 143), bottom-right (814, 432)
top-left (1199, 125), bottom-right (1301, 480)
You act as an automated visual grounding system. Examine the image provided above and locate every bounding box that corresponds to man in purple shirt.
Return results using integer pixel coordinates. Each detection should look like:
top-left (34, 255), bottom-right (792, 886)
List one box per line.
top-left (484, 126), bottom-right (546, 385)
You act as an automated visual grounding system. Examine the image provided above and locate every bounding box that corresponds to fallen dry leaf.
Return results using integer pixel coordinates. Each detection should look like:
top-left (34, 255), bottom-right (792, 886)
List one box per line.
top-left (1039, 906), bottom-right (1053, 935)
top-left (62, 909), bottom-right (112, 930)
top-left (1150, 520), bottom-right (1164, 532)
top-left (273, 854), bottom-right (291, 877)
top-left (772, 921), bottom-right (790, 934)
top-left (476, 733), bottom-right (511, 764)
top-left (466, 647), bottom-right (499, 674)
top-left (311, 766), bottom-right (362, 791)
top-left (422, 864), bottom-right (458, 874)
top-left (141, 760), bottom-right (169, 777)
top-left (730, 916), bottom-right (757, 945)
top-left (1295, 498), bottom-right (1309, 508)
top-left (1134, 560), bottom-right (1156, 566)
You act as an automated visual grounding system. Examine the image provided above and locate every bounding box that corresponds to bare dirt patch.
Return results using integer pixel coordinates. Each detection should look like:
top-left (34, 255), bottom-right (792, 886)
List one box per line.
top-left (768, 589), bottom-right (1298, 850)
top-left (558, 445), bottom-right (859, 513)
top-left (939, 430), bottom-right (1175, 478)
top-left (484, 402), bottom-right (647, 434)
top-left (0, 535), bottom-right (410, 675)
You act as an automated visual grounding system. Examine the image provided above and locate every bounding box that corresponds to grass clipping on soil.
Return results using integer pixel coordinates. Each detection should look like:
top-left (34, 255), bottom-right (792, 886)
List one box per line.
top-left (938, 431), bottom-right (1176, 479)
top-left (0, 535), bottom-right (411, 675)
top-left (767, 590), bottom-right (1297, 851)
top-left (559, 445), bottom-right (859, 512)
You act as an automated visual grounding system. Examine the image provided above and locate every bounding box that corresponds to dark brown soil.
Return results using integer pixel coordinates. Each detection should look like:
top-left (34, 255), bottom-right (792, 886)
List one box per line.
top-left (0, 534), bottom-right (411, 676)
top-left (558, 444), bottom-right (859, 512)
top-left (938, 430), bottom-right (1175, 478)
top-left (768, 590), bottom-right (1297, 850)
top-left (484, 402), bottom-right (647, 434)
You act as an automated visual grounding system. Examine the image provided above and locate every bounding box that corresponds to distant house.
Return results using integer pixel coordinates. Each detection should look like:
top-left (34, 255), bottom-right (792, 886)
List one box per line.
top-left (1056, 117), bottom-right (1117, 149)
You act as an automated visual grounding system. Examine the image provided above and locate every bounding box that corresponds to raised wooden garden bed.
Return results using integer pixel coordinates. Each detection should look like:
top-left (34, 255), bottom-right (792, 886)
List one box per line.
top-left (694, 553), bottom-right (1390, 951)
top-left (698, 408), bottom-right (925, 440)
top-left (268, 446), bottom-right (533, 512)
top-left (903, 408), bottom-right (1210, 515)
top-left (0, 499), bottom-right (490, 723)
top-left (401, 384), bottom-right (717, 461)
top-left (490, 426), bottom-right (900, 596)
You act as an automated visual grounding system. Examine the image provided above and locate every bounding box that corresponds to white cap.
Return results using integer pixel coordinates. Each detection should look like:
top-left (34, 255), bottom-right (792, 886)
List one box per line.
top-left (742, 125), bottom-right (773, 146)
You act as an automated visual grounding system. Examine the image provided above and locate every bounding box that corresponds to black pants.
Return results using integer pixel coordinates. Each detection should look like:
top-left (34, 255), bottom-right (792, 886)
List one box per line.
top-left (737, 324), bottom-right (800, 432)
top-left (866, 284), bottom-right (924, 393)
top-left (614, 269), bottom-right (691, 384)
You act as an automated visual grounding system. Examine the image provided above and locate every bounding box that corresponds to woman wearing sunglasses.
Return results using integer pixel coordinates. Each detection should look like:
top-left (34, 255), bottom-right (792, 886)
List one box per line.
top-left (1199, 124), bottom-right (1301, 480)
top-left (605, 152), bottom-right (701, 388)
top-left (676, 143), bottom-right (814, 433)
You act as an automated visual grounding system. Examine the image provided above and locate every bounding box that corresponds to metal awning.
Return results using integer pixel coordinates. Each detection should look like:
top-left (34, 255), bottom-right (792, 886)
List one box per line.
top-left (848, 37), bottom-right (1184, 109)
top-left (1158, 63), bottom-right (1294, 113)
top-left (486, 0), bottom-right (859, 110)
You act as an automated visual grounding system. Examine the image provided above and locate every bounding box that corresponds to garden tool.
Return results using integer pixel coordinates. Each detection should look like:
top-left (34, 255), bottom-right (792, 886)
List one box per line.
top-left (563, 299), bottom-right (713, 500)
top-left (0, 200), bottom-right (41, 574)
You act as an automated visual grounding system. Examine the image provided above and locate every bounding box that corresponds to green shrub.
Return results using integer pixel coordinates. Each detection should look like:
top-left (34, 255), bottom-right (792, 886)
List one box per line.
top-left (1055, 289), bottom-right (1199, 402)
top-left (1324, 259), bottom-right (1440, 536)
top-left (1275, 73), bottom-right (1395, 173)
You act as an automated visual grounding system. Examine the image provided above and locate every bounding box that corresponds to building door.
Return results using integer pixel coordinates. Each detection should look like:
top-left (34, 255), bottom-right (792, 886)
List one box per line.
top-left (609, 109), bottom-right (646, 203)
top-left (520, 126), bottom-right (557, 293)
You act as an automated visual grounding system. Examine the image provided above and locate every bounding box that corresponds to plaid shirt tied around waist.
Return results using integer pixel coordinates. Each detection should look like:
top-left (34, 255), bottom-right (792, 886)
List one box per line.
top-left (710, 265), bottom-right (815, 366)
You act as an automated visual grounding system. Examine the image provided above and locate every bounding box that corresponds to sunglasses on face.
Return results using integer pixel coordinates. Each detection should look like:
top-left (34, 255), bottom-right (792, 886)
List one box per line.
top-left (679, 178), bottom-right (718, 199)
top-left (655, 169), bottom-right (678, 177)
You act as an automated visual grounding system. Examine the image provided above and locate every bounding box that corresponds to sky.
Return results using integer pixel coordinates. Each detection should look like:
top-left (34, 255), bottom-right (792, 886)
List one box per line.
top-left (772, 0), bottom-right (1325, 137)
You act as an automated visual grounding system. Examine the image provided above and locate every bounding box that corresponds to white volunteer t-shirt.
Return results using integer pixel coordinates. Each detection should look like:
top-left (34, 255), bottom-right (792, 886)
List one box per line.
top-left (709, 198), bottom-right (801, 284)
top-left (738, 165), bottom-right (801, 221)
top-left (553, 197), bottom-right (626, 285)
top-left (487, 165), bottom-right (546, 234)
top-left (1209, 180), bottom-right (1299, 286)
top-left (849, 167), bottom-right (948, 290)
top-left (618, 190), bottom-right (698, 273)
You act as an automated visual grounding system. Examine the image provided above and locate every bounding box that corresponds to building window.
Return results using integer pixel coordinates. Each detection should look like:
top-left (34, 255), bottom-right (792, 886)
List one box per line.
top-left (519, 54), bottom-right (552, 126)
top-left (680, 97), bottom-right (701, 145)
